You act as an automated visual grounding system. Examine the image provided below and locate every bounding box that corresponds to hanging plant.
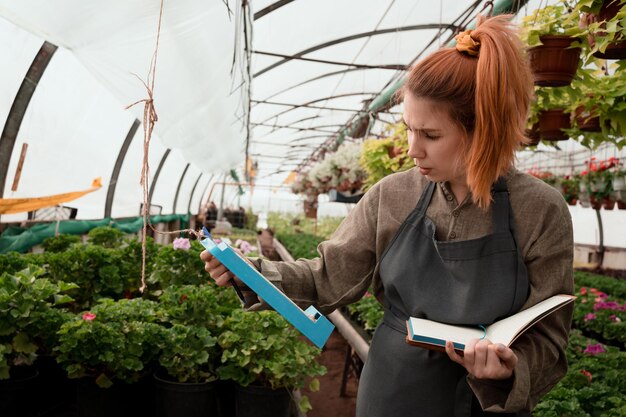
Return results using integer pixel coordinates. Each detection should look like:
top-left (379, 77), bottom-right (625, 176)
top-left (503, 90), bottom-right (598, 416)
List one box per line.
top-left (576, 0), bottom-right (626, 60)
top-left (360, 122), bottom-right (412, 189)
top-left (520, 1), bottom-right (583, 87)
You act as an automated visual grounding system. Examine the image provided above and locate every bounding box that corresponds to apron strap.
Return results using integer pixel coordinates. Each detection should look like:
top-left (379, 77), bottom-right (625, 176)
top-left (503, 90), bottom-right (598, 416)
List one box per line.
top-left (491, 177), bottom-right (511, 234)
top-left (416, 181), bottom-right (436, 218)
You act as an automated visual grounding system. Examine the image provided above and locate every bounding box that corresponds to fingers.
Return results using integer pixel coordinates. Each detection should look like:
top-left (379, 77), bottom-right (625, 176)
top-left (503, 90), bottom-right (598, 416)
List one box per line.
top-left (494, 344), bottom-right (518, 371)
top-left (201, 250), bottom-right (233, 286)
top-left (445, 341), bottom-right (464, 365)
top-left (451, 339), bottom-right (515, 380)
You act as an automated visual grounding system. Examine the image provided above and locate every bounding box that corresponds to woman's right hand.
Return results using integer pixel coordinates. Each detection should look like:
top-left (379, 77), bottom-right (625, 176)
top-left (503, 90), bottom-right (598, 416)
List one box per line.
top-left (200, 250), bottom-right (241, 286)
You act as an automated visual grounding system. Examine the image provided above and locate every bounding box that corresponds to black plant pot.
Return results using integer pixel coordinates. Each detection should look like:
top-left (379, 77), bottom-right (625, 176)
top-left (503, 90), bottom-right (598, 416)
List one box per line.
top-left (34, 354), bottom-right (76, 416)
top-left (76, 377), bottom-right (154, 417)
top-left (234, 384), bottom-right (291, 417)
top-left (0, 366), bottom-right (39, 417)
top-left (154, 372), bottom-right (218, 417)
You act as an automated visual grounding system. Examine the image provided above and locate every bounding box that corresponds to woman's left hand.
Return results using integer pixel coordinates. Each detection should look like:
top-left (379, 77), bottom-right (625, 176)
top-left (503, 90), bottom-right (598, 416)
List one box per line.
top-left (445, 339), bottom-right (517, 380)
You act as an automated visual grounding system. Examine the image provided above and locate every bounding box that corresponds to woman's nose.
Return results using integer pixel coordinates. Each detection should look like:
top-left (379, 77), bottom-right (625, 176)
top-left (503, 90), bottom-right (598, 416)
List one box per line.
top-left (407, 135), bottom-right (425, 159)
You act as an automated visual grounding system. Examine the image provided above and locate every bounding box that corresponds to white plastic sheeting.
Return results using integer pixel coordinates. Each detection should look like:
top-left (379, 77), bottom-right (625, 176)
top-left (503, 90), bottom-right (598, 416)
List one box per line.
top-left (0, 0), bottom-right (247, 220)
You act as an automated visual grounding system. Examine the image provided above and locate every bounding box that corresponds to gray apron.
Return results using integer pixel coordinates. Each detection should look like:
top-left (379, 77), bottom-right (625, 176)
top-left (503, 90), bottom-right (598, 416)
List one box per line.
top-left (356, 179), bottom-right (530, 417)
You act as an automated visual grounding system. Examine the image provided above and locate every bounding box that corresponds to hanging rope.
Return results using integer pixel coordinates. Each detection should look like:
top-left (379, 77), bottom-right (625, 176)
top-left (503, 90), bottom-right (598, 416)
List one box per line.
top-left (126, 0), bottom-right (207, 292)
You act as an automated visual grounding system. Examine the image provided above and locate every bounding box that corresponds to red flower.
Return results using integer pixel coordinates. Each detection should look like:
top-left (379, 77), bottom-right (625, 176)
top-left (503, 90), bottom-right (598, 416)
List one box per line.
top-left (82, 312), bottom-right (96, 321)
top-left (580, 287), bottom-right (587, 295)
top-left (179, 294), bottom-right (188, 304)
top-left (580, 369), bottom-right (592, 382)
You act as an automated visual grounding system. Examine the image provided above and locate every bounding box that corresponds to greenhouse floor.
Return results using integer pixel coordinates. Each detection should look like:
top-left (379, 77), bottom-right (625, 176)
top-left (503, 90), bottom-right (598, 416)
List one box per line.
top-left (303, 330), bottom-right (357, 417)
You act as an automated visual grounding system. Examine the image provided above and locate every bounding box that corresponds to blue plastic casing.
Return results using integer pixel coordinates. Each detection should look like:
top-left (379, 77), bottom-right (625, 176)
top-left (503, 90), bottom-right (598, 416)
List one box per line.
top-left (200, 227), bottom-right (334, 349)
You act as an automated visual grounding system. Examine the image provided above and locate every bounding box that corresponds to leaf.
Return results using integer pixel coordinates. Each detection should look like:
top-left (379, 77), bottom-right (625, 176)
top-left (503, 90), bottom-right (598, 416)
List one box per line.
top-left (12, 333), bottom-right (37, 354)
top-left (308, 377), bottom-right (320, 392)
top-left (298, 395), bottom-right (313, 413)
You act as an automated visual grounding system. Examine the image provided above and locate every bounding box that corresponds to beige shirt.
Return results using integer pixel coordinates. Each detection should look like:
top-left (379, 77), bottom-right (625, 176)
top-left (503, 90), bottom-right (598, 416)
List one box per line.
top-left (253, 167), bottom-right (574, 413)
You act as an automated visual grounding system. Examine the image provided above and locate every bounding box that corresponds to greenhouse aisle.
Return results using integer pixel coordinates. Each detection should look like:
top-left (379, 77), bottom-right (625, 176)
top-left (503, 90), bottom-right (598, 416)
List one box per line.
top-left (303, 331), bottom-right (357, 417)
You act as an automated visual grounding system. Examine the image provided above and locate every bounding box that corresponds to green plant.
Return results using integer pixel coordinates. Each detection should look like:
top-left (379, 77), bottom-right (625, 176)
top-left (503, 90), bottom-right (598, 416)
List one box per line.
top-left (87, 226), bottom-right (125, 248)
top-left (274, 232), bottom-right (324, 260)
top-left (41, 233), bottom-right (81, 252)
top-left (217, 310), bottom-right (325, 410)
top-left (45, 244), bottom-right (126, 309)
top-left (573, 0), bottom-right (626, 59)
top-left (148, 240), bottom-right (207, 290)
top-left (157, 324), bottom-right (219, 383)
top-left (158, 284), bottom-right (239, 329)
top-left (0, 251), bottom-right (45, 275)
top-left (346, 291), bottom-right (383, 333)
top-left (559, 175), bottom-right (581, 205)
top-left (519, 0), bottom-right (582, 48)
top-left (565, 65), bottom-right (626, 148)
top-left (0, 267), bottom-right (76, 379)
top-left (55, 298), bottom-right (165, 388)
top-left (360, 122), bottom-right (412, 190)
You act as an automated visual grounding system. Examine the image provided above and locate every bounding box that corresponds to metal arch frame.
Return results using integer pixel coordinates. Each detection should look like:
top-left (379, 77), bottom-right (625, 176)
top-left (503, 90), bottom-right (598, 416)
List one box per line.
top-left (104, 119), bottom-right (140, 218)
top-left (254, 67), bottom-right (397, 105)
top-left (147, 149), bottom-right (171, 209)
top-left (195, 174), bottom-right (215, 215)
top-left (252, 122), bottom-right (349, 135)
top-left (0, 41), bottom-right (57, 199)
top-left (186, 172), bottom-right (204, 214)
top-left (253, 50), bottom-right (406, 71)
top-left (253, 23), bottom-right (459, 78)
top-left (256, 92), bottom-right (378, 125)
top-left (253, 0), bottom-right (295, 20)
top-left (172, 163), bottom-right (190, 213)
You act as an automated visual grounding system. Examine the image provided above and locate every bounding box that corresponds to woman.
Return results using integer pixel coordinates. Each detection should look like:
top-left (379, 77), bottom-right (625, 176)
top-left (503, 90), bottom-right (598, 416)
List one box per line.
top-left (201, 15), bottom-right (574, 416)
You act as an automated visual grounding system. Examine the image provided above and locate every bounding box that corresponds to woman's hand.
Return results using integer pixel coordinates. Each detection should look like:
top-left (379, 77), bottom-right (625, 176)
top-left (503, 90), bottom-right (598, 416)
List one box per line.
top-left (200, 250), bottom-right (245, 287)
top-left (445, 339), bottom-right (517, 380)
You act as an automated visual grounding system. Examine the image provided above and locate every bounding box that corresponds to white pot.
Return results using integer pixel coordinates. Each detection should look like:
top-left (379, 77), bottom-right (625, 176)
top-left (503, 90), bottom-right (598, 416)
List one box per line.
top-left (613, 175), bottom-right (626, 191)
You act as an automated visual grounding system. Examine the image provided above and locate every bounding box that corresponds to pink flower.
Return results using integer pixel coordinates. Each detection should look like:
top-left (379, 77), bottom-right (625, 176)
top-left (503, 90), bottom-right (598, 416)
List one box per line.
top-left (594, 301), bottom-right (625, 311)
top-left (609, 315), bottom-right (621, 322)
top-left (583, 343), bottom-right (606, 355)
top-left (173, 237), bottom-right (191, 250)
top-left (82, 312), bottom-right (96, 321)
top-left (584, 313), bottom-right (596, 322)
top-left (580, 287), bottom-right (587, 295)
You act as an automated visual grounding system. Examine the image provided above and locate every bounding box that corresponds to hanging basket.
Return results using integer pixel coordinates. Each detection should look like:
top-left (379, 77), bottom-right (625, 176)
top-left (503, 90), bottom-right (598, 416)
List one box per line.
top-left (590, 0), bottom-right (626, 60)
top-left (538, 109), bottom-right (570, 141)
top-left (527, 35), bottom-right (581, 87)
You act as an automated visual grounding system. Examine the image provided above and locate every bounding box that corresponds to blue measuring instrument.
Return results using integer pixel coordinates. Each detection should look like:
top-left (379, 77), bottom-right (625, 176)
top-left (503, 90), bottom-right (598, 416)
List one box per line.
top-left (200, 227), bottom-right (334, 349)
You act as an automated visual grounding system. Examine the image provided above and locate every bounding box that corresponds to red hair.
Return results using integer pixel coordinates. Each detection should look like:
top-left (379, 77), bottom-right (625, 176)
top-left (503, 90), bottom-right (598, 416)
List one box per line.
top-left (401, 15), bottom-right (533, 209)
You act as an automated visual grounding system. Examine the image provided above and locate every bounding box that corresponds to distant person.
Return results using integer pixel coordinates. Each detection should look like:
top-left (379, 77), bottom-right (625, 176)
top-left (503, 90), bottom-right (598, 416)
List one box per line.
top-left (201, 15), bottom-right (573, 417)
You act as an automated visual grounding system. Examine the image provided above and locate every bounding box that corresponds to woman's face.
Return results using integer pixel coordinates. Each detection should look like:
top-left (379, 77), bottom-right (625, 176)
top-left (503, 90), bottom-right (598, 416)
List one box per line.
top-left (402, 93), bottom-right (467, 185)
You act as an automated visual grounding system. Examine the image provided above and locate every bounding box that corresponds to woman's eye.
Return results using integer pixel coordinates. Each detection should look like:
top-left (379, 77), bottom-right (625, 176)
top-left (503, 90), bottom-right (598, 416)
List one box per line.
top-left (425, 133), bottom-right (440, 140)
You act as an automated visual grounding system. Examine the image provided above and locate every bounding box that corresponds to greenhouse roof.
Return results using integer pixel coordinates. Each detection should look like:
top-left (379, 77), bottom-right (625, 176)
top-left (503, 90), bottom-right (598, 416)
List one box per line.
top-left (0, 0), bottom-right (565, 222)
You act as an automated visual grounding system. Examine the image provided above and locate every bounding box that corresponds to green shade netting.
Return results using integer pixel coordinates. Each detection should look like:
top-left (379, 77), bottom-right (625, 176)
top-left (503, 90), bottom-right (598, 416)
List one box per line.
top-left (0, 214), bottom-right (190, 253)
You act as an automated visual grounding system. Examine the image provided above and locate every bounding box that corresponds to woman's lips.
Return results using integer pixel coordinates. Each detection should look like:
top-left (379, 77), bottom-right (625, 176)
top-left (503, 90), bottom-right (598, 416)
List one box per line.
top-left (419, 167), bottom-right (431, 175)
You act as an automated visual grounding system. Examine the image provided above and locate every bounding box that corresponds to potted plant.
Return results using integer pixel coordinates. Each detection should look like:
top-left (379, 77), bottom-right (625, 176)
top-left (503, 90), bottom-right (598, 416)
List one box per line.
top-left (0, 267), bottom-right (76, 417)
top-left (579, 157), bottom-right (616, 209)
top-left (575, 0), bottom-right (626, 60)
top-left (530, 86), bottom-right (579, 141)
top-left (564, 65), bottom-right (626, 148)
top-left (559, 175), bottom-right (581, 206)
top-left (217, 310), bottom-right (326, 416)
top-left (54, 298), bottom-right (164, 417)
top-left (153, 284), bottom-right (240, 417)
top-left (520, 0), bottom-right (583, 86)
top-left (0, 267), bottom-right (76, 380)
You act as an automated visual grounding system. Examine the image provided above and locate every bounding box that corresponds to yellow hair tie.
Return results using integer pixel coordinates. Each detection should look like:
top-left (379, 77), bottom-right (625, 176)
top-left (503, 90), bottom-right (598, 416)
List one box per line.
top-left (455, 30), bottom-right (480, 57)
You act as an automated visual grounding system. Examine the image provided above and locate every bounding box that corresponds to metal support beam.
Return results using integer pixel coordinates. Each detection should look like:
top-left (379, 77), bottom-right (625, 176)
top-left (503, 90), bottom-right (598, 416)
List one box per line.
top-left (186, 172), bottom-right (204, 214)
top-left (147, 149), bottom-right (171, 208)
top-left (105, 119), bottom-right (140, 218)
top-left (172, 163), bottom-right (190, 213)
top-left (0, 41), bottom-right (57, 198)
